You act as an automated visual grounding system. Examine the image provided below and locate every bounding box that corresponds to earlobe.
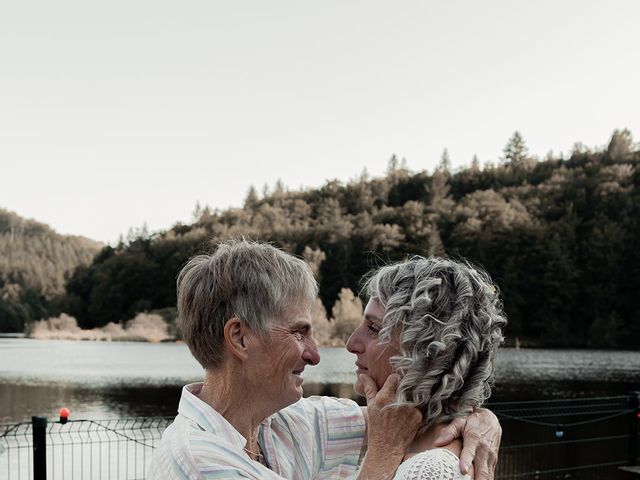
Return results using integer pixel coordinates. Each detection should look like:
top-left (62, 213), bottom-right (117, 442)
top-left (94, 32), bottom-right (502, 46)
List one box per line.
top-left (223, 316), bottom-right (250, 361)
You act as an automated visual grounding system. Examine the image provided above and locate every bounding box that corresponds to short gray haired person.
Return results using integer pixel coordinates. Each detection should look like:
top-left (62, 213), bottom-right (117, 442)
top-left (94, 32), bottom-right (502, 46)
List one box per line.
top-left (177, 240), bottom-right (319, 370)
top-left (149, 240), bottom-right (501, 479)
top-left (347, 256), bottom-right (506, 479)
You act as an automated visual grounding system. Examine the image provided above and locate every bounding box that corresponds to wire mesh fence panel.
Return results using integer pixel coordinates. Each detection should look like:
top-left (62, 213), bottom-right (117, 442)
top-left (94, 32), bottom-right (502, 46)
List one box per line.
top-left (0, 395), bottom-right (638, 479)
top-left (490, 395), bottom-right (636, 479)
top-left (0, 422), bottom-right (33, 480)
top-left (46, 418), bottom-right (172, 480)
top-left (0, 417), bottom-right (172, 480)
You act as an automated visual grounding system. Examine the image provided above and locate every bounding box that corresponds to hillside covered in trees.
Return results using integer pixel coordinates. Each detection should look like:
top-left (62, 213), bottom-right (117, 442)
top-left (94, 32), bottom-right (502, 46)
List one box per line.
top-left (3, 130), bottom-right (639, 348)
top-left (0, 209), bottom-right (103, 332)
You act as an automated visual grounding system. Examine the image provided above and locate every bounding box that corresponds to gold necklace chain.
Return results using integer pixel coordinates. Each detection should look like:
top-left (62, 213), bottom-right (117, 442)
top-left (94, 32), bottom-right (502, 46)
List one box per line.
top-left (243, 445), bottom-right (266, 465)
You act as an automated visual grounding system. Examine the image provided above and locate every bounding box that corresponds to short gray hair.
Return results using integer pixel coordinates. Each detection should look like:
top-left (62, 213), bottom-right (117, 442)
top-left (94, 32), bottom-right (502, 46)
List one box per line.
top-left (177, 239), bottom-right (318, 370)
top-left (363, 256), bottom-right (506, 432)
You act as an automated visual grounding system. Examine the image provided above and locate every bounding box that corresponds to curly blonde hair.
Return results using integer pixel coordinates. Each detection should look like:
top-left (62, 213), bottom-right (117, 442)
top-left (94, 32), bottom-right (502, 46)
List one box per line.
top-left (363, 256), bottom-right (506, 432)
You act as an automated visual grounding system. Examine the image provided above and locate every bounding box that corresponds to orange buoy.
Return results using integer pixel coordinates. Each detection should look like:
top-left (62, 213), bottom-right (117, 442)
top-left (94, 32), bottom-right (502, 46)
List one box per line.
top-left (59, 407), bottom-right (70, 424)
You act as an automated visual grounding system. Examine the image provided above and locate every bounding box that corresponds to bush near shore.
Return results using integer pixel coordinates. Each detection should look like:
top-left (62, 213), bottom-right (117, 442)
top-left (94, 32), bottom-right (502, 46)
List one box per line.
top-left (26, 290), bottom-right (364, 347)
top-left (26, 313), bottom-right (171, 343)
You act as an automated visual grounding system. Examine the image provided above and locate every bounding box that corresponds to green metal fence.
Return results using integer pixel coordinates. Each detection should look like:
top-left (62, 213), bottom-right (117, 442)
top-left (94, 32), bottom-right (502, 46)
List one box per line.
top-left (1, 393), bottom-right (638, 479)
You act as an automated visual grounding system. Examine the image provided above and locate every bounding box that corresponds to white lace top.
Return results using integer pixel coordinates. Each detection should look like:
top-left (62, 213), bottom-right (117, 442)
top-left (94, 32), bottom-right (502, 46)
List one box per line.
top-left (393, 448), bottom-right (471, 480)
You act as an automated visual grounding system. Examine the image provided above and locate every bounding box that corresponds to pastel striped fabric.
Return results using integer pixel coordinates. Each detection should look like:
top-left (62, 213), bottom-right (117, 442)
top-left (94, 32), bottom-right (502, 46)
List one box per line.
top-left (148, 383), bottom-right (365, 479)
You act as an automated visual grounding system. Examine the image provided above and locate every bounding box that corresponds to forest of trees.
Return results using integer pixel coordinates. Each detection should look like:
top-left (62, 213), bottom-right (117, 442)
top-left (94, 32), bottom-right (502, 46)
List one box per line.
top-left (2, 129), bottom-right (639, 349)
top-left (0, 208), bottom-right (103, 332)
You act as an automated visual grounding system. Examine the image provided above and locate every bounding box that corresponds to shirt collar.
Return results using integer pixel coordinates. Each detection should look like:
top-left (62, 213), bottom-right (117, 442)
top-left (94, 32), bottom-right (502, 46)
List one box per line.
top-left (178, 382), bottom-right (248, 451)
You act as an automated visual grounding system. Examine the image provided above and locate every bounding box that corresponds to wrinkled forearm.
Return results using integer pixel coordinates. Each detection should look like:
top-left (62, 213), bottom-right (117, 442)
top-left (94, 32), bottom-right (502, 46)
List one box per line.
top-left (356, 450), bottom-right (404, 480)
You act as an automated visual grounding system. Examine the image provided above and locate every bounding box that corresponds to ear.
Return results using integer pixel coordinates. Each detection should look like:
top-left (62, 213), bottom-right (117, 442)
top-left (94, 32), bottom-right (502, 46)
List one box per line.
top-left (223, 316), bottom-right (252, 362)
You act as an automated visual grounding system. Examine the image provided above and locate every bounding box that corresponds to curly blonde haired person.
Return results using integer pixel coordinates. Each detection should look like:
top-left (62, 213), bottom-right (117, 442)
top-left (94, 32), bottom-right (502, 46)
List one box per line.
top-left (348, 256), bottom-right (506, 480)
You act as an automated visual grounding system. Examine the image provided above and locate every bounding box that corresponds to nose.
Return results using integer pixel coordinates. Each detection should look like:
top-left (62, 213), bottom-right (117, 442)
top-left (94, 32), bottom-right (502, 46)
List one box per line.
top-left (346, 323), bottom-right (364, 354)
top-left (302, 337), bottom-right (321, 366)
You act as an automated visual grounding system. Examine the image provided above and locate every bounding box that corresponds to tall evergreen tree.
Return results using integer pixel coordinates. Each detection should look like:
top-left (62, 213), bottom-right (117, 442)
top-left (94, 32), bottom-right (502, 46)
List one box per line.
top-left (503, 131), bottom-right (529, 164)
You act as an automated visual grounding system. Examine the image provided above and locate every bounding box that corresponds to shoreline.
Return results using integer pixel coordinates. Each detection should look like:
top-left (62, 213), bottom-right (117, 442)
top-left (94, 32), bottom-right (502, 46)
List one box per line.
top-left (6, 335), bottom-right (640, 351)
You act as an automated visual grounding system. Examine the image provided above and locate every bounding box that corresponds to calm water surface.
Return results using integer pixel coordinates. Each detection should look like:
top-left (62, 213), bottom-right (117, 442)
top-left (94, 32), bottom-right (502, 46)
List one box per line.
top-left (1, 338), bottom-right (638, 422)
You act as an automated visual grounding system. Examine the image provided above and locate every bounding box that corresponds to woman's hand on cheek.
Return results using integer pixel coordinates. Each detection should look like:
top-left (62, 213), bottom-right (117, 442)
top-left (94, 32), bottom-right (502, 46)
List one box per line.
top-left (356, 373), bottom-right (422, 480)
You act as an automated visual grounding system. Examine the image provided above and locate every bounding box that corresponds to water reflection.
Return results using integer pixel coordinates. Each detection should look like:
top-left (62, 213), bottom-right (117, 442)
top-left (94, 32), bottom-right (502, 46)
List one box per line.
top-left (0, 383), bottom-right (184, 422)
top-left (1, 339), bottom-right (639, 422)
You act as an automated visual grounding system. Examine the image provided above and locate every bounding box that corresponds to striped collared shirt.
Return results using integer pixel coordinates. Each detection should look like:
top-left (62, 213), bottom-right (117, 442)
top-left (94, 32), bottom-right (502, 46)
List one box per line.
top-left (148, 383), bottom-right (365, 479)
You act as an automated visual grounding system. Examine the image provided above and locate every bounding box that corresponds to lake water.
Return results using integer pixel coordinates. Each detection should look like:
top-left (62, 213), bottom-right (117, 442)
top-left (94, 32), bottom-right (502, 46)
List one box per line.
top-left (1, 338), bottom-right (639, 422)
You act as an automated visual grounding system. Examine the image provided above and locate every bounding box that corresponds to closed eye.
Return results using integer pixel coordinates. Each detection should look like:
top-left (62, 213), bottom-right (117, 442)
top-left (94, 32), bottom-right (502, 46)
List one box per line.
top-left (367, 321), bottom-right (380, 336)
top-left (294, 326), bottom-right (311, 340)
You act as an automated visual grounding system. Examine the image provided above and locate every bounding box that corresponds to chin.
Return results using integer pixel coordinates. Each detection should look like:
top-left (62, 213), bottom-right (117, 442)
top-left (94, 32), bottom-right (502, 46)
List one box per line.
top-left (286, 386), bottom-right (304, 404)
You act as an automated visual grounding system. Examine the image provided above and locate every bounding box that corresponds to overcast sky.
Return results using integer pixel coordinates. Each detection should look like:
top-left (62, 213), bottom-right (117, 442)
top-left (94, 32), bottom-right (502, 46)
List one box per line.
top-left (2, 0), bottom-right (639, 243)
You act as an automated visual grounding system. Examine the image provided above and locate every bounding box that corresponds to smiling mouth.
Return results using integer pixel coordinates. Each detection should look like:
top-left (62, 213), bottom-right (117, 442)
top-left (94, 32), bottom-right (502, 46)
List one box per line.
top-left (292, 369), bottom-right (304, 375)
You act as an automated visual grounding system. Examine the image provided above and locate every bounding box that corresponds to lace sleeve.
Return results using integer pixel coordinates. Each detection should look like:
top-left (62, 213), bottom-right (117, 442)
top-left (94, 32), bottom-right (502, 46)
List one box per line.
top-left (393, 449), bottom-right (470, 480)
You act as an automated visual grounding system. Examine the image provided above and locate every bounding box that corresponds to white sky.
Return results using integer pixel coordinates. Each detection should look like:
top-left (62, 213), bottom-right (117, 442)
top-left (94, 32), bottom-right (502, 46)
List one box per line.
top-left (2, 0), bottom-right (639, 244)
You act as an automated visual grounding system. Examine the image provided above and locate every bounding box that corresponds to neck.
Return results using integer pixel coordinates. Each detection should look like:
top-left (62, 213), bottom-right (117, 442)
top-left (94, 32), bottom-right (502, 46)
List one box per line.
top-left (198, 364), bottom-right (271, 450)
top-left (406, 421), bottom-right (447, 455)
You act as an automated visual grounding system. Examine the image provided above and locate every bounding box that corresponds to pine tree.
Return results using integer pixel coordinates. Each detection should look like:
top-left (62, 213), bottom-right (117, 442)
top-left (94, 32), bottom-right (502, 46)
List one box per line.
top-left (192, 201), bottom-right (203, 221)
top-left (438, 149), bottom-right (452, 172)
top-left (503, 131), bottom-right (529, 164)
top-left (386, 154), bottom-right (399, 174)
top-left (243, 186), bottom-right (259, 210)
top-left (471, 154), bottom-right (480, 171)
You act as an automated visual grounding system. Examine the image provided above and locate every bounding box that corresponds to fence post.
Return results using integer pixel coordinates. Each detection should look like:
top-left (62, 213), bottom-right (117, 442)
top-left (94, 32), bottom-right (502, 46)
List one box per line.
top-left (629, 391), bottom-right (640, 466)
top-left (32, 416), bottom-right (47, 480)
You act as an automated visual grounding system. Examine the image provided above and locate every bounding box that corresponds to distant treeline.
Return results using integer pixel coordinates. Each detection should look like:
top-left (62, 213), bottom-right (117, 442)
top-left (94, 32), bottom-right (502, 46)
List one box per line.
top-left (0, 208), bottom-right (102, 332)
top-left (2, 130), bottom-right (639, 348)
